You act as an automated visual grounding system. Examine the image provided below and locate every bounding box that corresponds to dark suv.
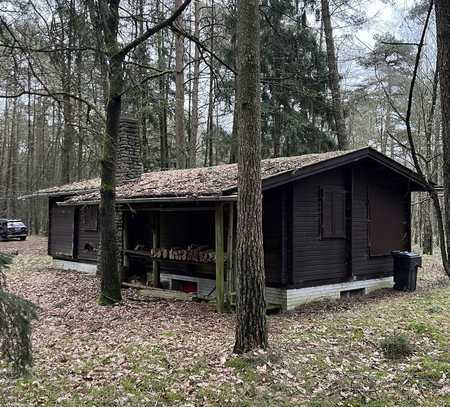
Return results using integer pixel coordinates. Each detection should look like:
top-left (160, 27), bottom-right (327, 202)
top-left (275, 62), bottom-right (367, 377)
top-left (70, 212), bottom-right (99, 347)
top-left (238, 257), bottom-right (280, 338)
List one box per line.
top-left (0, 219), bottom-right (28, 241)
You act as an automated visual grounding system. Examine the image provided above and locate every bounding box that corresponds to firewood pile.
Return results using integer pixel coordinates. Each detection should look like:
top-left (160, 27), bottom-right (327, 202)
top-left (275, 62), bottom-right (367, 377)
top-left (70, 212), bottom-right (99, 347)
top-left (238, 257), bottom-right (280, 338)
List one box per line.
top-left (150, 244), bottom-right (221, 263)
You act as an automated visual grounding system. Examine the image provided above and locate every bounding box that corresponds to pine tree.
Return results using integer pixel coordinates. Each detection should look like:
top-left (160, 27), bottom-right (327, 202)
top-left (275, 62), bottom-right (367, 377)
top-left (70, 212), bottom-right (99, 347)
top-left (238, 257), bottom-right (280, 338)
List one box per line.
top-left (234, 0), bottom-right (267, 354)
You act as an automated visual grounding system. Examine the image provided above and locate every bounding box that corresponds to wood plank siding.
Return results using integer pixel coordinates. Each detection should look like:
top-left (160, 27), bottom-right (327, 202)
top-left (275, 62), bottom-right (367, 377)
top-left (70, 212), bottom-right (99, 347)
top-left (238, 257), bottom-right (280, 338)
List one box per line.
top-left (351, 162), bottom-right (410, 279)
top-left (47, 156), bottom-right (414, 293)
top-left (291, 169), bottom-right (348, 287)
top-left (290, 162), bottom-right (411, 288)
top-left (77, 206), bottom-right (100, 261)
top-left (49, 200), bottom-right (75, 258)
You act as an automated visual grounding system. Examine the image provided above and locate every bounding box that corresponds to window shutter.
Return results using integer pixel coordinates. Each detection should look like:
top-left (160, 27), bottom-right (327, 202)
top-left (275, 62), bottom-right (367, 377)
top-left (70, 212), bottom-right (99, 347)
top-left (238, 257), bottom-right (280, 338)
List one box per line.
top-left (333, 190), bottom-right (346, 238)
top-left (321, 188), bottom-right (334, 238)
top-left (321, 187), bottom-right (346, 239)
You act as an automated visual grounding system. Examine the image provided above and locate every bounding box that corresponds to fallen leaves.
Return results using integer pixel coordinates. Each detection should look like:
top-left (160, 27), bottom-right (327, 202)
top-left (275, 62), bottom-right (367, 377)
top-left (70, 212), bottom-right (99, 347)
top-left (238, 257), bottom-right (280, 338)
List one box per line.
top-left (0, 239), bottom-right (449, 406)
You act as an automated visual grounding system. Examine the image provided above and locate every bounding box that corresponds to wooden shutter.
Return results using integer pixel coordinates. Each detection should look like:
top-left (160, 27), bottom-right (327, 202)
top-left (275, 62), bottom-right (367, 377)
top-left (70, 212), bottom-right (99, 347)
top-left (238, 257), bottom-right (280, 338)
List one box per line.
top-left (333, 190), bottom-right (346, 238)
top-left (321, 188), bottom-right (334, 238)
top-left (321, 187), bottom-right (346, 239)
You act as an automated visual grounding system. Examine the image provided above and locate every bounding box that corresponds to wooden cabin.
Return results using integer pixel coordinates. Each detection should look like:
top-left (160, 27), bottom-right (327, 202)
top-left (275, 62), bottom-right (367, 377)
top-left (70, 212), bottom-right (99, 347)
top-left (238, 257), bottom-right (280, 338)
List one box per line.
top-left (27, 147), bottom-right (427, 311)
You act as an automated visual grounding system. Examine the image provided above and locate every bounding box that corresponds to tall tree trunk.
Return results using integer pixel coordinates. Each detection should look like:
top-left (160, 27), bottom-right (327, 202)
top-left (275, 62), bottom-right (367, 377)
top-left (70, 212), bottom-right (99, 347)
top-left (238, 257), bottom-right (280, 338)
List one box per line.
top-left (1, 91), bottom-right (9, 216)
top-left (61, 93), bottom-right (74, 184)
top-left (26, 75), bottom-right (35, 232)
top-left (60, 0), bottom-right (75, 184)
top-left (175, 0), bottom-right (186, 168)
top-left (423, 66), bottom-right (439, 255)
top-left (76, 48), bottom-right (84, 181)
top-left (157, 1), bottom-right (169, 169)
top-left (435, 0), bottom-right (450, 270)
top-left (189, 0), bottom-right (201, 168)
top-left (207, 0), bottom-right (215, 167)
top-left (229, 2), bottom-right (238, 164)
top-left (229, 103), bottom-right (238, 163)
top-left (234, 0), bottom-right (267, 354)
top-left (5, 99), bottom-right (17, 218)
top-left (321, 0), bottom-right (347, 149)
top-left (98, 0), bottom-right (123, 305)
top-left (137, 0), bottom-right (149, 170)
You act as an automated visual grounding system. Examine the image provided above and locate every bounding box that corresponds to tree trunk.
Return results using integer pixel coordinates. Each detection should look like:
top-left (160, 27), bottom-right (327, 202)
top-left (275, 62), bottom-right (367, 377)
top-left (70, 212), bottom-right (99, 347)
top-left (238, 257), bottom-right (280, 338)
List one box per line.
top-left (157, 4), bottom-right (169, 169)
top-left (229, 2), bottom-right (238, 164)
top-left (98, 0), bottom-right (123, 305)
top-left (234, 0), bottom-right (267, 354)
top-left (207, 0), bottom-right (215, 167)
top-left (61, 93), bottom-right (74, 184)
top-left (175, 0), bottom-right (186, 169)
top-left (422, 65), bottom-right (439, 255)
top-left (60, 1), bottom-right (75, 185)
top-left (321, 0), bottom-right (347, 149)
top-left (189, 0), bottom-right (201, 168)
top-left (5, 99), bottom-right (17, 218)
top-left (435, 0), bottom-right (450, 271)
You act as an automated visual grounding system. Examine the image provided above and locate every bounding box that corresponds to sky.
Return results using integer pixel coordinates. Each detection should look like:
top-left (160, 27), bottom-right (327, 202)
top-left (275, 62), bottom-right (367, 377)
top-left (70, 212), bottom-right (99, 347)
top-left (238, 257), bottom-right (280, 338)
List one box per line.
top-left (337, 0), bottom-right (420, 88)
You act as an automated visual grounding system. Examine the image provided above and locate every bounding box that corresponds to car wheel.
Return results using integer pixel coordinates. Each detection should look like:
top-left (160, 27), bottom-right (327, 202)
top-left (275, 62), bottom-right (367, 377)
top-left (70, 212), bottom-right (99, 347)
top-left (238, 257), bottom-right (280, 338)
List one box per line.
top-left (20, 236), bottom-right (26, 241)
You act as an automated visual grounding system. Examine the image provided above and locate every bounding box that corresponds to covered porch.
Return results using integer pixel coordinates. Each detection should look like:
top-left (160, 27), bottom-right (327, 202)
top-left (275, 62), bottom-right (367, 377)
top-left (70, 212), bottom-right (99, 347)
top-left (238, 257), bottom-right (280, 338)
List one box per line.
top-left (121, 199), bottom-right (236, 313)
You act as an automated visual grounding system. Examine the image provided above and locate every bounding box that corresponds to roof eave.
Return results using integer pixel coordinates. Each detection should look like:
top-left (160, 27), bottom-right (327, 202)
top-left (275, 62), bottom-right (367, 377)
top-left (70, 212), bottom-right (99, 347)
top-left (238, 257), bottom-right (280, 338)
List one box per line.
top-left (58, 194), bottom-right (238, 206)
top-left (19, 188), bottom-right (99, 200)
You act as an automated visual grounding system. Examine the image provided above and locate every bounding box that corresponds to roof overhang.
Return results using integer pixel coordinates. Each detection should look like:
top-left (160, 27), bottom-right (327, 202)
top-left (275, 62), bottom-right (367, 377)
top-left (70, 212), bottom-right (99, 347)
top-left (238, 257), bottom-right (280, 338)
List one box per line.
top-left (57, 194), bottom-right (238, 206)
top-left (19, 188), bottom-right (98, 200)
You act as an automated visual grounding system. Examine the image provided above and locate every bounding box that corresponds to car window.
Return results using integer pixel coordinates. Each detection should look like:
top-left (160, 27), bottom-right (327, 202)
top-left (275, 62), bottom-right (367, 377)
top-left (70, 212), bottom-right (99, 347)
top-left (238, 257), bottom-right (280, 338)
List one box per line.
top-left (7, 222), bottom-right (25, 228)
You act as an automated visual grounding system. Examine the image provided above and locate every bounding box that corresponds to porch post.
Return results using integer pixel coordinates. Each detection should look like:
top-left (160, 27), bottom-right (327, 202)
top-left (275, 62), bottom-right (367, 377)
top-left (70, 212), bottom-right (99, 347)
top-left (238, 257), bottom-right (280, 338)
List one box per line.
top-left (152, 213), bottom-right (161, 288)
top-left (215, 203), bottom-right (225, 313)
top-left (226, 202), bottom-right (235, 305)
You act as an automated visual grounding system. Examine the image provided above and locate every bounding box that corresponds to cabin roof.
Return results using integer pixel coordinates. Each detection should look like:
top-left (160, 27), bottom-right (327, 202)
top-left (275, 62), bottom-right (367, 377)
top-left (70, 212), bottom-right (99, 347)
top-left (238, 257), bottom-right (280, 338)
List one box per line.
top-left (22, 147), bottom-right (428, 203)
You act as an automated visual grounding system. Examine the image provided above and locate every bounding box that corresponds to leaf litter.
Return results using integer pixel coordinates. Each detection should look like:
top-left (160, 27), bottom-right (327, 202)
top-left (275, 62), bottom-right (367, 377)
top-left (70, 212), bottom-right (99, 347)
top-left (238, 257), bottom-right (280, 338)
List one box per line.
top-left (0, 238), bottom-right (449, 406)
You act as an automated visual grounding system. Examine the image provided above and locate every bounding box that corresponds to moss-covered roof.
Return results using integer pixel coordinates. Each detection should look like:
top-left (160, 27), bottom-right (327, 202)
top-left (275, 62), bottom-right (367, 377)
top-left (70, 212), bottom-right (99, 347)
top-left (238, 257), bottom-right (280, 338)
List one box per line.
top-left (24, 147), bottom-right (426, 202)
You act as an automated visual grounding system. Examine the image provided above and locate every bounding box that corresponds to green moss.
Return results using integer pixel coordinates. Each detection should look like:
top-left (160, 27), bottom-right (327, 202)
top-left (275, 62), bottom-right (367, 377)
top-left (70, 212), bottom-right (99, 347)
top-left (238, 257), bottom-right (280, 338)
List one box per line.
top-left (352, 327), bottom-right (365, 341)
top-left (415, 358), bottom-right (450, 381)
top-left (225, 355), bottom-right (266, 382)
top-left (407, 321), bottom-right (433, 334)
top-left (97, 291), bottom-right (120, 306)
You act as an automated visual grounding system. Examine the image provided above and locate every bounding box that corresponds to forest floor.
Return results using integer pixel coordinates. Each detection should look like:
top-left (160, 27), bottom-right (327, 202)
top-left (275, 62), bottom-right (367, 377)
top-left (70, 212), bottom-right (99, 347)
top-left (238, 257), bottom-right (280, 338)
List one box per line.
top-left (1, 236), bottom-right (450, 406)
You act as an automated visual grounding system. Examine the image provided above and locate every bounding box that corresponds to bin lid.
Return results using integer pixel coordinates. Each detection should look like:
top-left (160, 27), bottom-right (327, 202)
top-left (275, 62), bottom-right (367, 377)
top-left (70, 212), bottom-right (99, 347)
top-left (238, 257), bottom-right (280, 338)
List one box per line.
top-left (391, 251), bottom-right (421, 258)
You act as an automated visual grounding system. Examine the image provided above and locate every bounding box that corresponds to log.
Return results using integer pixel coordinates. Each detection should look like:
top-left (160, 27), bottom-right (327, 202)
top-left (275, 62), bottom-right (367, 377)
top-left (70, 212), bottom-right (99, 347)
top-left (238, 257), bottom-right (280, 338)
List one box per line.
top-left (149, 246), bottom-right (221, 264)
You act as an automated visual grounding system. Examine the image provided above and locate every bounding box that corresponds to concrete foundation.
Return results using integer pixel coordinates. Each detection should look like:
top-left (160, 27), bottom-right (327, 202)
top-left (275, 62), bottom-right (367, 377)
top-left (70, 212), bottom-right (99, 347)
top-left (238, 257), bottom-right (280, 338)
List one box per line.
top-left (51, 259), bottom-right (394, 311)
top-left (53, 259), bottom-right (97, 274)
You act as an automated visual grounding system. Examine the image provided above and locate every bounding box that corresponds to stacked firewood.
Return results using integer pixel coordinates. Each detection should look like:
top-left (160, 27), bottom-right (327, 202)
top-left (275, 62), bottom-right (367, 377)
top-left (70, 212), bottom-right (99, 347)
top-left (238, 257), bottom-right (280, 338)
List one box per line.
top-left (150, 244), bottom-right (218, 263)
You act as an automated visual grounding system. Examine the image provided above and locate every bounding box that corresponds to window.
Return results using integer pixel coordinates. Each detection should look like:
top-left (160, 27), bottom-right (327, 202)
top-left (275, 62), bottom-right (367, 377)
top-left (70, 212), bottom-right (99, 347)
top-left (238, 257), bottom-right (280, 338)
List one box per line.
top-left (80, 206), bottom-right (98, 231)
top-left (320, 187), bottom-right (346, 239)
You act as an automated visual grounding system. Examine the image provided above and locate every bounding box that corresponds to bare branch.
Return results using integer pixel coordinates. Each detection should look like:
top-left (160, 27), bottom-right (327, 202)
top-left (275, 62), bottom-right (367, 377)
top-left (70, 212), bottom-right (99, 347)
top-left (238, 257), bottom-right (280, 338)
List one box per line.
top-left (169, 24), bottom-right (237, 75)
top-left (115, 0), bottom-right (192, 60)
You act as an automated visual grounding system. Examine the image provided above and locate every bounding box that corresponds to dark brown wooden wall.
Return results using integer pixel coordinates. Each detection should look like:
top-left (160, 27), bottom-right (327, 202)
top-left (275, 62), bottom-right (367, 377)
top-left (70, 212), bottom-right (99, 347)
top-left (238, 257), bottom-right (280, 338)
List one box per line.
top-left (291, 169), bottom-right (348, 287)
top-left (351, 162), bottom-right (410, 279)
top-left (77, 226), bottom-right (100, 261)
top-left (49, 200), bottom-right (75, 258)
top-left (263, 189), bottom-right (283, 285)
top-left (291, 162), bottom-right (411, 288)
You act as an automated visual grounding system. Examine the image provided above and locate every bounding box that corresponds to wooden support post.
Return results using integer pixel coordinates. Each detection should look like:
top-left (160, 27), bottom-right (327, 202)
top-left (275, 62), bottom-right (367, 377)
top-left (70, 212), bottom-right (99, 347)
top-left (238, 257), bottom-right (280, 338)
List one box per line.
top-left (215, 203), bottom-right (225, 313)
top-left (152, 213), bottom-right (161, 288)
top-left (226, 202), bottom-right (235, 305)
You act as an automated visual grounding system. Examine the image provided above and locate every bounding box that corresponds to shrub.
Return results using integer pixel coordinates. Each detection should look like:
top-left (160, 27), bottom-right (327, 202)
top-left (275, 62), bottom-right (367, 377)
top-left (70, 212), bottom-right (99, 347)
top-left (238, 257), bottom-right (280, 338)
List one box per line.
top-left (380, 333), bottom-right (414, 360)
top-left (0, 253), bottom-right (37, 376)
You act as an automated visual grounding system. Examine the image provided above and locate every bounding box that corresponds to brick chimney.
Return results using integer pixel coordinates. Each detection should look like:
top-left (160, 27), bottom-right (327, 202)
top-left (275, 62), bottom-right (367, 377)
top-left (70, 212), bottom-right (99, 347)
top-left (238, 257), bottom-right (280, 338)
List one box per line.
top-left (117, 116), bottom-right (143, 183)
